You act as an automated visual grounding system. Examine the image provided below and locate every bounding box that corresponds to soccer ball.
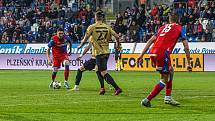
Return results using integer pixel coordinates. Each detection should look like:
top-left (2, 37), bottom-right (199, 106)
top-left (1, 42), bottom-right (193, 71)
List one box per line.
top-left (53, 81), bottom-right (61, 89)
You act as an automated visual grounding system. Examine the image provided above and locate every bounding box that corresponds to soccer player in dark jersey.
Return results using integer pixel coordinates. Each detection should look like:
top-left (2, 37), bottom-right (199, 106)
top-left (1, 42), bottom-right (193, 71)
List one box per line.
top-left (114, 43), bottom-right (123, 71)
top-left (71, 39), bottom-right (112, 94)
top-left (46, 28), bottom-right (72, 89)
top-left (78, 11), bottom-right (122, 95)
top-left (138, 14), bottom-right (192, 107)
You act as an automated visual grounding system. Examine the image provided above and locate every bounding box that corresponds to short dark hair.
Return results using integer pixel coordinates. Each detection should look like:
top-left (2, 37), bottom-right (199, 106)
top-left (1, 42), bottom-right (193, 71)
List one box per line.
top-left (95, 11), bottom-right (105, 21)
top-left (57, 28), bottom-right (64, 32)
top-left (169, 14), bottom-right (179, 23)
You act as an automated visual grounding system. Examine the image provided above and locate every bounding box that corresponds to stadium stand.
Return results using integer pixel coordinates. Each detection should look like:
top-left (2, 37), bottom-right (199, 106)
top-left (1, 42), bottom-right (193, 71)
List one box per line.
top-left (0, 0), bottom-right (214, 43)
top-left (113, 0), bottom-right (215, 42)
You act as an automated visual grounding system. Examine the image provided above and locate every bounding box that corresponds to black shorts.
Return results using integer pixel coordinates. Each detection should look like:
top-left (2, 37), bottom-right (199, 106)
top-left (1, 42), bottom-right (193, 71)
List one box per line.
top-left (83, 58), bottom-right (96, 71)
top-left (96, 54), bottom-right (109, 71)
top-left (115, 50), bottom-right (122, 60)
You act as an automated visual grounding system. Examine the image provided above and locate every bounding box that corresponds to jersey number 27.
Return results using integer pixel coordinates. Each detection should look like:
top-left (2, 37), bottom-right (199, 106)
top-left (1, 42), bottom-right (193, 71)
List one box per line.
top-left (96, 30), bottom-right (108, 41)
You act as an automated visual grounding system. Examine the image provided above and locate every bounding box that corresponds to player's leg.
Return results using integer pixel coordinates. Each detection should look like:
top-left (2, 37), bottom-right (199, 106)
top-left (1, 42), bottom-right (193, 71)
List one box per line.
top-left (115, 51), bottom-right (119, 71)
top-left (95, 65), bottom-right (113, 90)
top-left (72, 58), bottom-right (98, 91)
top-left (49, 67), bottom-right (59, 88)
top-left (84, 58), bottom-right (106, 89)
top-left (141, 73), bottom-right (169, 107)
top-left (164, 66), bottom-right (180, 105)
top-left (71, 65), bottom-right (86, 91)
top-left (95, 56), bottom-right (106, 95)
top-left (97, 54), bottom-right (122, 95)
top-left (63, 59), bottom-right (70, 89)
top-left (165, 66), bottom-right (173, 100)
top-left (147, 73), bottom-right (168, 100)
top-left (141, 49), bottom-right (169, 107)
top-left (95, 65), bottom-right (104, 89)
top-left (49, 58), bottom-right (60, 88)
top-left (119, 53), bottom-right (123, 71)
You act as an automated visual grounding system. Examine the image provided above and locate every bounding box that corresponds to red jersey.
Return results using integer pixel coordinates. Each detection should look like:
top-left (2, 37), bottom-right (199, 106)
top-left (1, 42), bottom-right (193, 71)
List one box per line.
top-left (152, 23), bottom-right (186, 53)
top-left (48, 35), bottom-right (71, 58)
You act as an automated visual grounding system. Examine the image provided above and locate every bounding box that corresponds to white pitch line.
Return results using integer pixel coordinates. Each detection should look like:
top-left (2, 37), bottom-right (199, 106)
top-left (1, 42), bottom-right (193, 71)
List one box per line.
top-left (1, 100), bottom-right (136, 107)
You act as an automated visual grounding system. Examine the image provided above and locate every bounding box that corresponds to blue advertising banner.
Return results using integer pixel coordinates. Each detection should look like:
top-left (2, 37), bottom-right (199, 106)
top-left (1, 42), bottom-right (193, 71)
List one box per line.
top-left (0, 42), bottom-right (215, 54)
top-left (0, 44), bottom-right (26, 54)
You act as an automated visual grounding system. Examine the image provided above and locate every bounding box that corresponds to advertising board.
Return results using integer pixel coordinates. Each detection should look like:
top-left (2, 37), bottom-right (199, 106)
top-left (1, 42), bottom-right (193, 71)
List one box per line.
top-left (121, 54), bottom-right (203, 71)
top-left (0, 54), bottom-right (115, 70)
top-left (0, 42), bottom-right (215, 54)
top-left (204, 54), bottom-right (215, 71)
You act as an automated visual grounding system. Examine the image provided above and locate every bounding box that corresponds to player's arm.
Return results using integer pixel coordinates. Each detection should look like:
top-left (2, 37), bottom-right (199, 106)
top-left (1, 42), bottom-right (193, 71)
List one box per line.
top-left (78, 26), bottom-right (93, 49)
top-left (180, 27), bottom-right (192, 71)
top-left (46, 40), bottom-right (54, 66)
top-left (182, 39), bottom-right (192, 71)
top-left (67, 36), bottom-right (72, 55)
top-left (110, 28), bottom-right (120, 48)
top-left (138, 35), bottom-right (156, 62)
top-left (46, 48), bottom-right (52, 66)
top-left (76, 42), bottom-right (91, 61)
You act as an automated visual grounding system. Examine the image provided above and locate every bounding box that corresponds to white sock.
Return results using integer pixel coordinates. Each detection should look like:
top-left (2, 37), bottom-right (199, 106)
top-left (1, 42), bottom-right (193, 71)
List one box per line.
top-left (165, 96), bottom-right (172, 100)
top-left (144, 98), bottom-right (149, 102)
top-left (74, 85), bottom-right (79, 88)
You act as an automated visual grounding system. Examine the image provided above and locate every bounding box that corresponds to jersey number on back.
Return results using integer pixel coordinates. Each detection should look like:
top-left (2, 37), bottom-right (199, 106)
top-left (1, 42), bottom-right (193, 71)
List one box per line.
top-left (160, 24), bottom-right (173, 36)
top-left (96, 30), bottom-right (108, 41)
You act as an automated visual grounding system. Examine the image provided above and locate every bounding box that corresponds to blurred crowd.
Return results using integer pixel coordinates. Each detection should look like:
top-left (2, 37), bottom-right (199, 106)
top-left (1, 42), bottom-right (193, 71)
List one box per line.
top-left (0, 0), bottom-right (96, 43)
top-left (0, 0), bottom-right (215, 43)
top-left (113, 0), bottom-right (215, 43)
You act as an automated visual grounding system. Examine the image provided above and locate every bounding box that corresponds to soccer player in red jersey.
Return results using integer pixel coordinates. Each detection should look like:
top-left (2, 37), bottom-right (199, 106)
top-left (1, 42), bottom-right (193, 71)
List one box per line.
top-left (138, 14), bottom-right (192, 107)
top-left (46, 28), bottom-right (72, 89)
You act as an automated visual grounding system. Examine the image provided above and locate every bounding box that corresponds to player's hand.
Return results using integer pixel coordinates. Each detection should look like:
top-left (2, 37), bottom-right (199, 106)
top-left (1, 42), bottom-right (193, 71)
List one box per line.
top-left (187, 65), bottom-right (192, 72)
top-left (76, 56), bottom-right (82, 61)
top-left (48, 60), bottom-right (52, 66)
top-left (68, 52), bottom-right (72, 56)
top-left (116, 44), bottom-right (119, 50)
top-left (137, 55), bottom-right (143, 64)
top-left (77, 45), bottom-right (82, 50)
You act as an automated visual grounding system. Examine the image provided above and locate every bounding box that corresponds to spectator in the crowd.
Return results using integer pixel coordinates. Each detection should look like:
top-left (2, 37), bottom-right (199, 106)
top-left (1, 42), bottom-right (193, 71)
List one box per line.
top-left (187, 21), bottom-right (194, 39)
top-left (158, 5), bottom-right (164, 18)
top-left (193, 20), bottom-right (203, 41)
top-left (203, 29), bottom-right (212, 42)
top-left (27, 32), bottom-right (34, 43)
top-left (181, 12), bottom-right (189, 26)
top-left (187, 6), bottom-right (193, 16)
top-left (5, 24), bottom-right (14, 43)
top-left (193, 6), bottom-right (200, 20)
top-left (129, 21), bottom-right (139, 42)
top-left (137, 26), bottom-right (145, 43)
top-left (115, 13), bottom-right (123, 26)
top-left (175, 3), bottom-right (186, 19)
top-left (206, 20), bottom-right (213, 33)
top-left (197, 20), bottom-right (203, 41)
top-left (114, 21), bottom-right (127, 35)
top-left (118, 32), bottom-right (126, 43)
top-left (188, 14), bottom-right (195, 24)
top-left (212, 28), bottom-right (215, 42)
top-left (1, 32), bottom-right (7, 43)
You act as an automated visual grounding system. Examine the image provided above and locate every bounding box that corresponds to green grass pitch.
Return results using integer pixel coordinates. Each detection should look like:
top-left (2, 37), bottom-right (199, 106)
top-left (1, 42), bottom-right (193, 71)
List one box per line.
top-left (0, 70), bottom-right (215, 121)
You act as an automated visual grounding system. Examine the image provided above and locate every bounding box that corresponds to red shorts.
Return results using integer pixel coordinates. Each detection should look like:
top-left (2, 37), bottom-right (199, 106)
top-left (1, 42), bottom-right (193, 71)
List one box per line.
top-left (149, 48), bottom-right (171, 73)
top-left (52, 55), bottom-right (69, 68)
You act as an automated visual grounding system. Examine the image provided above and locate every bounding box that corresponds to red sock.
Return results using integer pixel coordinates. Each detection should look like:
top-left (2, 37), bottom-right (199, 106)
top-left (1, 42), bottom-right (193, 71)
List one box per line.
top-left (166, 80), bottom-right (172, 96)
top-left (147, 81), bottom-right (165, 101)
top-left (52, 72), bottom-right (57, 81)
top-left (64, 66), bottom-right (69, 81)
